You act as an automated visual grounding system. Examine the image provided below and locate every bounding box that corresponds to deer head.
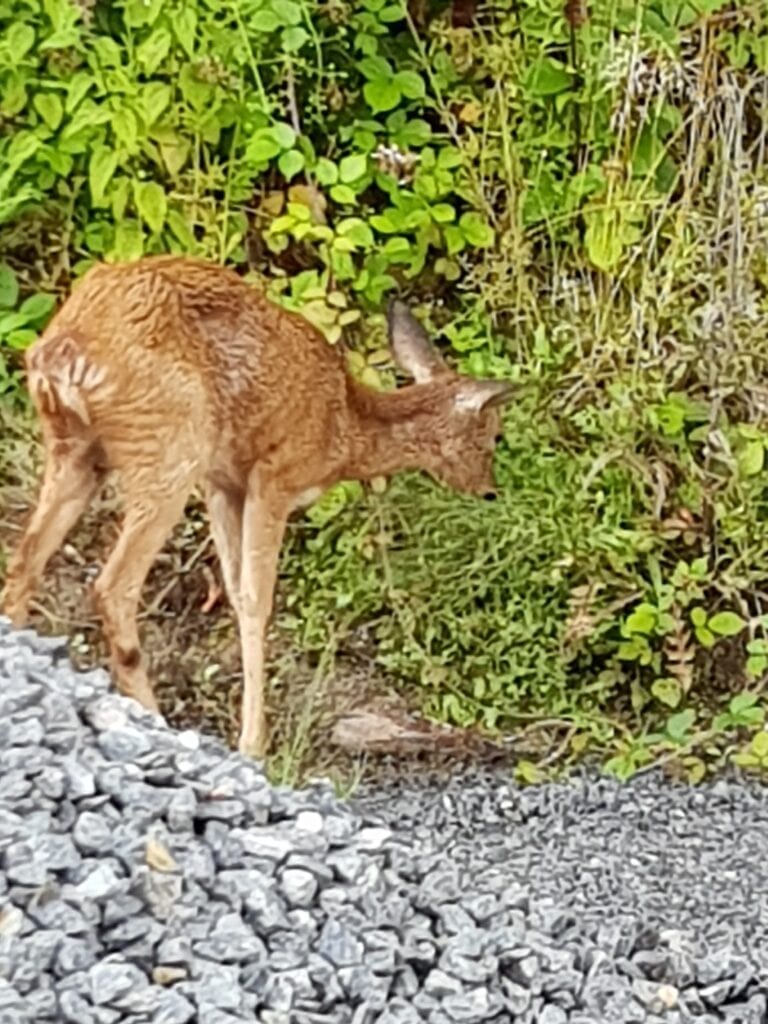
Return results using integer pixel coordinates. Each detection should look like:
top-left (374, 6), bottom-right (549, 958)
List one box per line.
top-left (383, 299), bottom-right (514, 499)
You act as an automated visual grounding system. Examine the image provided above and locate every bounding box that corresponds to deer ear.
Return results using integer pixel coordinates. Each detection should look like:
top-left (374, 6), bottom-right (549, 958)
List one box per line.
top-left (454, 379), bottom-right (515, 413)
top-left (387, 299), bottom-right (447, 383)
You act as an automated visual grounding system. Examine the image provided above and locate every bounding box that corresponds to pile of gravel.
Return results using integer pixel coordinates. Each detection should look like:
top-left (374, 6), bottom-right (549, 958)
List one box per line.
top-left (1, 617), bottom-right (767, 1024)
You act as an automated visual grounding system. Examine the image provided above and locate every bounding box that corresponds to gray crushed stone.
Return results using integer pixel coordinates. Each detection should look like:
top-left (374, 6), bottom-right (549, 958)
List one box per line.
top-left (1, 615), bottom-right (767, 1024)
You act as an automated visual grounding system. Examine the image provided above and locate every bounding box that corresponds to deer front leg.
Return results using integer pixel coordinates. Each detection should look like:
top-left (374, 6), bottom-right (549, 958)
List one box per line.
top-left (237, 483), bottom-right (288, 759)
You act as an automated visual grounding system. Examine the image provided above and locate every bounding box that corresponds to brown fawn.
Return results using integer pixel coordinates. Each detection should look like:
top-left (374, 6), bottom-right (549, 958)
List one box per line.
top-left (1, 256), bottom-right (513, 757)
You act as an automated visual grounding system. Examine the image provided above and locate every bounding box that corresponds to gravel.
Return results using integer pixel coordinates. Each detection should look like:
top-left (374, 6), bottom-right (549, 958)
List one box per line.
top-left (1, 616), bottom-right (768, 1023)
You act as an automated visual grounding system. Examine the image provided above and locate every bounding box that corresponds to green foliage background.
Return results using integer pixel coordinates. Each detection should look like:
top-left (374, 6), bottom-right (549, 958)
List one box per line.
top-left (2, 0), bottom-right (768, 778)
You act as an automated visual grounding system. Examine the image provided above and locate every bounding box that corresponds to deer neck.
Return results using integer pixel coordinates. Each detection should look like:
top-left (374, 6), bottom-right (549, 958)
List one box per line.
top-left (343, 376), bottom-right (440, 481)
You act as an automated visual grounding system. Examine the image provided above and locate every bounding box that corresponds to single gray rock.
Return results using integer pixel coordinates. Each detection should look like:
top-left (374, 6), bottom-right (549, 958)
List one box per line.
top-left (317, 918), bottom-right (363, 967)
top-left (88, 960), bottom-right (148, 1005)
top-left (280, 868), bottom-right (318, 908)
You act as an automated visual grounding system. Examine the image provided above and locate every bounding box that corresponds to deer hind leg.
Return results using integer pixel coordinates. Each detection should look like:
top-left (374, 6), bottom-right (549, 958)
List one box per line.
top-left (2, 435), bottom-right (106, 627)
top-left (237, 483), bottom-right (289, 759)
top-left (93, 486), bottom-right (189, 714)
top-left (205, 483), bottom-right (244, 616)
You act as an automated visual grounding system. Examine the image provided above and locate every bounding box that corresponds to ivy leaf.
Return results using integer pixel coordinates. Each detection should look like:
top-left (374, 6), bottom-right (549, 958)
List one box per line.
top-left (0, 265), bottom-right (19, 309)
top-left (89, 146), bottom-right (118, 207)
top-left (708, 611), bottom-right (746, 637)
top-left (33, 93), bottom-right (63, 131)
top-left (363, 79), bottom-right (401, 113)
top-left (134, 181), bottom-right (167, 234)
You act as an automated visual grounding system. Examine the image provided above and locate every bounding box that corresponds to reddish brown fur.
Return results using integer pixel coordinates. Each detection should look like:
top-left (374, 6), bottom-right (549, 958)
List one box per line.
top-left (1, 256), bottom-right (513, 757)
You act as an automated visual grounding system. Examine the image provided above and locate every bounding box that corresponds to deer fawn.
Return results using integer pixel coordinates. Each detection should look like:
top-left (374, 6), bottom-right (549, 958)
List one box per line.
top-left (1, 256), bottom-right (513, 757)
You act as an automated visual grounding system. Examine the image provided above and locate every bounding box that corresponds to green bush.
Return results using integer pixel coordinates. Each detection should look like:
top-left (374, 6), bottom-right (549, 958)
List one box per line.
top-left (2, 0), bottom-right (768, 778)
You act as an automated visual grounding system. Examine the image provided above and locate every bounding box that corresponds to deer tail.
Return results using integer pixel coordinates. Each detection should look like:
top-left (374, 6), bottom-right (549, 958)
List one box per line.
top-left (25, 332), bottom-right (107, 428)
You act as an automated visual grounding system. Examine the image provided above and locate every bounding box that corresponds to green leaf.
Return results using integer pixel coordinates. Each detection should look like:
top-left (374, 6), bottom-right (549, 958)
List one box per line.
top-left (33, 93), bottom-right (63, 131)
top-left (134, 181), bottom-right (167, 234)
top-left (690, 606), bottom-right (707, 627)
top-left (652, 677), bottom-right (681, 708)
top-left (124, 0), bottom-right (164, 27)
top-left (270, 0), bottom-right (302, 24)
top-left (278, 149), bottom-right (305, 180)
top-left (137, 28), bottom-right (172, 75)
top-left (337, 218), bottom-right (374, 248)
top-left (666, 708), bottom-right (695, 742)
top-left (112, 221), bottom-right (144, 262)
top-left (395, 70), bottom-right (425, 99)
top-left (751, 731), bottom-right (768, 758)
top-left (392, 118), bottom-right (431, 147)
top-left (330, 184), bottom-right (357, 204)
top-left (66, 73), bottom-right (92, 115)
top-left (515, 759), bottom-right (544, 785)
top-left (363, 79), bottom-right (402, 113)
top-left (339, 154), bottom-right (367, 184)
top-left (738, 439), bottom-right (764, 477)
top-left (111, 177), bottom-right (130, 221)
top-left (730, 692), bottom-right (759, 715)
top-left (314, 158), bottom-right (338, 185)
top-left (6, 24), bottom-right (35, 61)
top-left (695, 625), bottom-right (716, 649)
top-left (358, 56), bottom-right (393, 80)
top-left (112, 108), bottom-right (139, 150)
top-left (623, 602), bottom-right (657, 636)
top-left (708, 611), bottom-right (746, 637)
top-left (526, 58), bottom-right (573, 96)
top-left (282, 26), bottom-right (308, 52)
top-left (174, 8), bottom-right (197, 56)
top-left (158, 133), bottom-right (190, 177)
top-left (270, 123), bottom-right (297, 149)
top-left (443, 225), bottom-right (465, 255)
top-left (431, 203), bottom-right (456, 224)
top-left (459, 212), bottom-right (494, 247)
top-left (89, 147), bottom-right (118, 207)
top-left (246, 134), bottom-right (283, 163)
top-left (0, 265), bottom-right (19, 309)
top-left (19, 293), bottom-right (56, 325)
top-left (142, 83), bottom-right (172, 125)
